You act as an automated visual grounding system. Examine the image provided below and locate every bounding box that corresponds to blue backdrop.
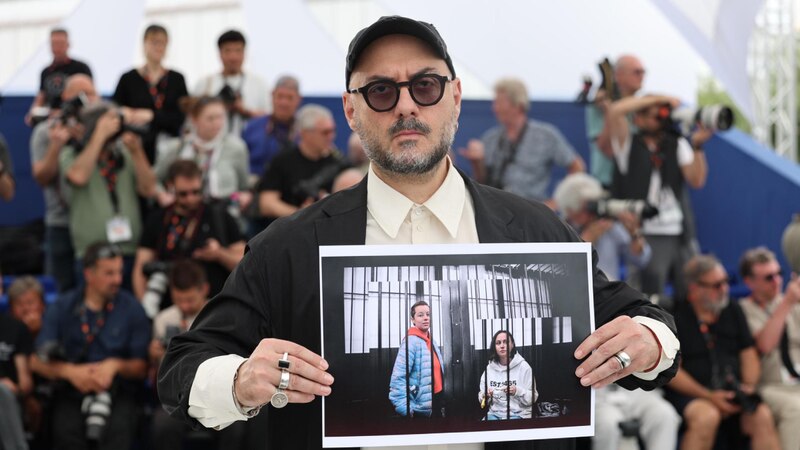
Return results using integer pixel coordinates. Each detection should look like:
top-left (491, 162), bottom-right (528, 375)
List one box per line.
top-left (1, 95), bottom-right (799, 281)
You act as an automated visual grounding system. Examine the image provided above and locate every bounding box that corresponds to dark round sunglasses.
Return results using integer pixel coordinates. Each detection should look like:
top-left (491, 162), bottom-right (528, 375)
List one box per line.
top-left (348, 73), bottom-right (452, 112)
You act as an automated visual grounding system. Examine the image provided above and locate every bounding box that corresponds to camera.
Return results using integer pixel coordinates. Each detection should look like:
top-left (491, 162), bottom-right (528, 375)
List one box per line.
top-left (29, 92), bottom-right (89, 127)
top-left (142, 261), bottom-right (171, 319)
top-left (116, 111), bottom-right (149, 138)
top-left (293, 155), bottom-right (349, 201)
top-left (657, 104), bottom-right (734, 136)
top-left (724, 375), bottom-right (761, 413)
top-left (36, 341), bottom-right (66, 363)
top-left (163, 325), bottom-right (182, 347)
top-left (585, 198), bottom-right (659, 221)
top-left (218, 84), bottom-right (238, 107)
top-left (81, 391), bottom-right (112, 441)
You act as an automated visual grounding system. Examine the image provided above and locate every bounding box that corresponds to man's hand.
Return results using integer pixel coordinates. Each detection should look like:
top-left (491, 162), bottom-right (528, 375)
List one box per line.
top-left (783, 274), bottom-right (800, 306)
top-left (94, 110), bottom-right (122, 142)
top-left (65, 364), bottom-right (102, 394)
top-left (690, 123), bottom-right (713, 149)
top-left (580, 218), bottom-right (614, 244)
top-left (299, 197), bottom-right (316, 210)
top-left (707, 390), bottom-right (741, 418)
top-left (90, 359), bottom-right (120, 391)
top-left (121, 132), bottom-right (145, 155)
top-left (149, 339), bottom-right (166, 362)
top-left (48, 121), bottom-right (71, 148)
top-left (193, 238), bottom-right (221, 262)
top-left (574, 316), bottom-right (661, 388)
top-left (458, 139), bottom-right (485, 163)
top-left (121, 107), bottom-right (154, 125)
top-left (233, 338), bottom-right (333, 409)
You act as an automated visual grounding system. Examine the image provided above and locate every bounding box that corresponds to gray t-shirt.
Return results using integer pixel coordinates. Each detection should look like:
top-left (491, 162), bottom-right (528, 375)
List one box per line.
top-left (30, 122), bottom-right (69, 226)
top-left (482, 119), bottom-right (577, 202)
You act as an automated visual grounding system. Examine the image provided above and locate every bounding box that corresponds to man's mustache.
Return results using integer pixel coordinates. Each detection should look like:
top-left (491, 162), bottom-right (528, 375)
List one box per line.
top-left (388, 118), bottom-right (431, 136)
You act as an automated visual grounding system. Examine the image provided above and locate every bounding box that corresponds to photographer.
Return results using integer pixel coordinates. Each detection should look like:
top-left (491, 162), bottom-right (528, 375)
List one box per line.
top-left (30, 241), bottom-right (150, 450)
top-left (133, 159), bottom-right (245, 307)
top-left (60, 101), bottom-right (157, 291)
top-left (666, 255), bottom-right (781, 450)
top-left (192, 30), bottom-right (268, 137)
top-left (607, 94), bottom-right (711, 298)
top-left (256, 103), bottom-right (348, 222)
top-left (149, 259), bottom-right (235, 450)
top-left (554, 173), bottom-right (651, 282)
top-left (31, 74), bottom-right (99, 292)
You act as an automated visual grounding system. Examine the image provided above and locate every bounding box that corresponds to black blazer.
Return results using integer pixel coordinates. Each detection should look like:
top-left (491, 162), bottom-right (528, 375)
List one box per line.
top-left (158, 172), bottom-right (679, 450)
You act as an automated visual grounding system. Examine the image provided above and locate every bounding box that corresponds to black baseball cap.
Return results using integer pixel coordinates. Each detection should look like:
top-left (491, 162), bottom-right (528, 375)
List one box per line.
top-left (345, 15), bottom-right (456, 89)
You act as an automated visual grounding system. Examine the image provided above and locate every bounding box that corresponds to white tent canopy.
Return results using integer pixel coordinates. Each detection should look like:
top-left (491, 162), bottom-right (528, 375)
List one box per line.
top-left (1, 0), bottom-right (762, 119)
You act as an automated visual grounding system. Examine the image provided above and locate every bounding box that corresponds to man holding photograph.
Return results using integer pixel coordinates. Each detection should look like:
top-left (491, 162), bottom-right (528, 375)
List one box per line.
top-left (159, 15), bottom-right (680, 449)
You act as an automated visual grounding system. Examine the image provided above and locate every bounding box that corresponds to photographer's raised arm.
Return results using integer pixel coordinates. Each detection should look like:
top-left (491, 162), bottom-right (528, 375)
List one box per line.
top-left (133, 247), bottom-right (157, 300)
top-left (121, 132), bottom-right (157, 198)
top-left (32, 123), bottom-right (69, 186)
top-left (681, 126), bottom-right (711, 189)
top-left (607, 95), bottom-right (679, 153)
top-left (65, 111), bottom-right (118, 186)
top-left (259, 190), bottom-right (301, 218)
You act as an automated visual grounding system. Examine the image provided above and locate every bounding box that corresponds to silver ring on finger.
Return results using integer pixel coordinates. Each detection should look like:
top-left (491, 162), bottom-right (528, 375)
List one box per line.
top-left (270, 389), bottom-right (288, 408)
top-left (613, 351), bottom-right (632, 370)
top-left (278, 368), bottom-right (291, 390)
top-left (278, 352), bottom-right (291, 370)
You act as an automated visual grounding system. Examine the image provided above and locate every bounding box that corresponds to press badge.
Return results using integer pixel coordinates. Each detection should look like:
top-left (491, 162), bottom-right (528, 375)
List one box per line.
top-left (106, 216), bottom-right (133, 243)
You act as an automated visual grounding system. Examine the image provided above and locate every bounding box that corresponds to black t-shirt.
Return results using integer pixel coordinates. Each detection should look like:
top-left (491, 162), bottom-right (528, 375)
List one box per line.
top-left (0, 315), bottom-right (33, 383)
top-left (256, 143), bottom-right (348, 211)
top-left (673, 300), bottom-right (755, 388)
top-left (40, 58), bottom-right (92, 109)
top-left (112, 69), bottom-right (188, 164)
top-left (139, 202), bottom-right (244, 299)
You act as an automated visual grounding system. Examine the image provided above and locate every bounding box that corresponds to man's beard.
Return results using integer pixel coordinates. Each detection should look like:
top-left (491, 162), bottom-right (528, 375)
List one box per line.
top-left (703, 295), bottom-right (730, 316)
top-left (355, 113), bottom-right (456, 176)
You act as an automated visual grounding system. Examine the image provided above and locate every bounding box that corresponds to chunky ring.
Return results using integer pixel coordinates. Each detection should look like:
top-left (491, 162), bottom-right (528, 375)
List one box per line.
top-left (278, 369), bottom-right (291, 390)
top-left (614, 351), bottom-right (632, 370)
top-left (270, 389), bottom-right (289, 408)
top-left (278, 352), bottom-right (291, 370)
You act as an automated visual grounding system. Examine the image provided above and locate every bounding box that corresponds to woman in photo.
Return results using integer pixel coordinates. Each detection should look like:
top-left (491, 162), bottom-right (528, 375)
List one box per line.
top-left (478, 329), bottom-right (537, 420)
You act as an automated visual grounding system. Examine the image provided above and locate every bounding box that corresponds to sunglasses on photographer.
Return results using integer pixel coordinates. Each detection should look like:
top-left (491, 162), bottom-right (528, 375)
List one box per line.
top-left (348, 73), bottom-right (452, 112)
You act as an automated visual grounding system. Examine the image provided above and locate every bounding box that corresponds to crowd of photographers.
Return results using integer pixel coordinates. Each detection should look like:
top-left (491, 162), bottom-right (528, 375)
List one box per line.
top-left (0, 23), bottom-right (798, 450)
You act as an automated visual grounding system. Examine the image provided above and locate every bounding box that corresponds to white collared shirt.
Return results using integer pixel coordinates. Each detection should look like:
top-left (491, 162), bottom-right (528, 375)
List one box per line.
top-left (186, 158), bottom-right (678, 450)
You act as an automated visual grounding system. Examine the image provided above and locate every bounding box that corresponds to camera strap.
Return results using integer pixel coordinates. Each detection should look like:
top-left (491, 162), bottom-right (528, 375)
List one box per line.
top-left (159, 204), bottom-right (206, 256)
top-left (98, 148), bottom-right (122, 214)
top-left (697, 320), bottom-right (724, 388)
top-left (780, 329), bottom-right (800, 379)
top-left (488, 122), bottom-right (528, 190)
top-left (77, 297), bottom-right (116, 362)
top-left (142, 67), bottom-right (168, 110)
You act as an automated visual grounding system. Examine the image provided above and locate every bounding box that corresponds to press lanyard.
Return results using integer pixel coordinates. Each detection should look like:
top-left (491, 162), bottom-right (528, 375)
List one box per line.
top-left (488, 122), bottom-right (528, 190)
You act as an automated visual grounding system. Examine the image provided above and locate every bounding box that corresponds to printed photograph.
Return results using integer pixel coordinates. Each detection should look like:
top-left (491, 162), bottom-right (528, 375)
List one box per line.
top-left (320, 243), bottom-right (595, 447)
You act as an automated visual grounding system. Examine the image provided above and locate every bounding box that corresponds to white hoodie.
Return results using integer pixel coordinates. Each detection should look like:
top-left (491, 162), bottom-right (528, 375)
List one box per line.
top-left (478, 353), bottom-right (537, 419)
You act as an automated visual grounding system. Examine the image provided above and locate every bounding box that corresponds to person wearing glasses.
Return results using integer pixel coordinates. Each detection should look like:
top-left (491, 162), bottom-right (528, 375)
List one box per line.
top-left (459, 77), bottom-right (585, 207)
top-left (30, 241), bottom-right (150, 450)
top-left (665, 254), bottom-right (781, 450)
top-left (159, 16), bottom-right (680, 449)
top-left (255, 104), bottom-right (348, 224)
top-left (60, 101), bottom-right (157, 291)
top-left (738, 247), bottom-right (800, 450)
top-left (604, 94), bottom-right (711, 301)
top-left (132, 159), bottom-right (245, 306)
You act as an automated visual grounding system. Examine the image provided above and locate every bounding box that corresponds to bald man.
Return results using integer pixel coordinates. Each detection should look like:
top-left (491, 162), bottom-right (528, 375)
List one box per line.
top-left (30, 74), bottom-right (100, 292)
top-left (586, 54), bottom-right (646, 186)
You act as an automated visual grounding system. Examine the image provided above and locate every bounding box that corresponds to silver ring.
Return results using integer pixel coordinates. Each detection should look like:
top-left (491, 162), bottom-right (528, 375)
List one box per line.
top-left (270, 389), bottom-right (288, 408)
top-left (278, 352), bottom-right (291, 370)
top-left (614, 351), bottom-right (632, 370)
top-left (278, 369), bottom-right (290, 390)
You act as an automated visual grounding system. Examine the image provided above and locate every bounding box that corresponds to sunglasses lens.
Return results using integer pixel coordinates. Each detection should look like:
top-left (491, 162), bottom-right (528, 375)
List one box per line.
top-left (410, 75), bottom-right (444, 105)
top-left (366, 82), bottom-right (398, 112)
